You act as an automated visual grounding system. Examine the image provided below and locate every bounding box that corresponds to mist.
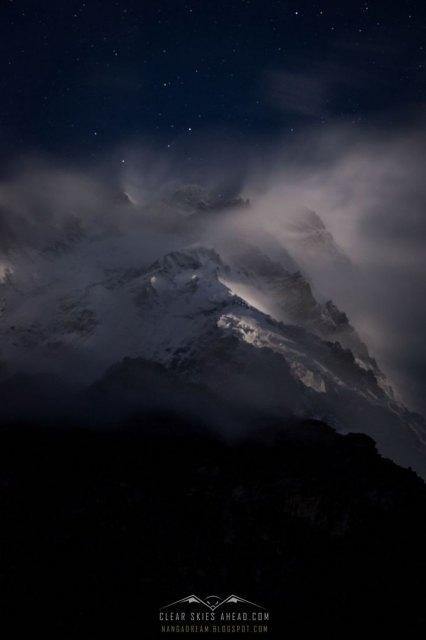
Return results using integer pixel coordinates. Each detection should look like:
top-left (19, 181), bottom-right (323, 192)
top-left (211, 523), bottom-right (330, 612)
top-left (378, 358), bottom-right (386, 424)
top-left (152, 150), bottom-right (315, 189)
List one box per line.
top-left (0, 118), bottom-right (425, 417)
top-left (239, 121), bottom-right (426, 413)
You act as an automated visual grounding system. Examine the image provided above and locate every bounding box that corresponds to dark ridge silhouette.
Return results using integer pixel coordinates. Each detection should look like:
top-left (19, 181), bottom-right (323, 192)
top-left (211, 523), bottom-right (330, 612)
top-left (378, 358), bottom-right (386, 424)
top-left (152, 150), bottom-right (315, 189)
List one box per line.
top-left (1, 414), bottom-right (426, 636)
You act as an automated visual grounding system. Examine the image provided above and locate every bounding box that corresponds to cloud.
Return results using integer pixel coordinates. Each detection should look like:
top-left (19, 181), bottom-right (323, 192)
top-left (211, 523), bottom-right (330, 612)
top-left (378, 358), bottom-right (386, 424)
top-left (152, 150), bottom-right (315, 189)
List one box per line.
top-left (236, 119), bottom-right (426, 413)
top-left (264, 32), bottom-right (413, 122)
top-left (0, 117), bottom-right (426, 416)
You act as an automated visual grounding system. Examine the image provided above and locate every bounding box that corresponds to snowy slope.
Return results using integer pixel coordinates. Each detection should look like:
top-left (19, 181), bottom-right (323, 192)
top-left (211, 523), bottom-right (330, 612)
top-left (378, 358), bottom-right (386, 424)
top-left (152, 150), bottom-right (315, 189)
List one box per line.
top-left (0, 186), bottom-right (425, 475)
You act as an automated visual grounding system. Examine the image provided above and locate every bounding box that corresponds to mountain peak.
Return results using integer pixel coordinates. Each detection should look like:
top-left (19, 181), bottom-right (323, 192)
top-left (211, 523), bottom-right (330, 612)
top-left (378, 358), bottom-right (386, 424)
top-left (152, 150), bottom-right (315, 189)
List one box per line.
top-left (283, 207), bottom-right (350, 269)
top-left (164, 184), bottom-right (249, 215)
top-left (0, 193), bottom-right (425, 477)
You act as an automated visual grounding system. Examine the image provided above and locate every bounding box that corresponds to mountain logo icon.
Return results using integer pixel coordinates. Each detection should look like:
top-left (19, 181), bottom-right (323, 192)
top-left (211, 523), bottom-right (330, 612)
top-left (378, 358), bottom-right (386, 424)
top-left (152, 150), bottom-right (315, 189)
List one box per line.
top-left (160, 594), bottom-right (266, 611)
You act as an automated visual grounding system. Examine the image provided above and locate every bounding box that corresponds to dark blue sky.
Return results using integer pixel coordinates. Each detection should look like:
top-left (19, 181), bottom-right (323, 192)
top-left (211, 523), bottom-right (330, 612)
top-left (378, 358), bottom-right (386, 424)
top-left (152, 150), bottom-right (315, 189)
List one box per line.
top-left (0, 0), bottom-right (425, 161)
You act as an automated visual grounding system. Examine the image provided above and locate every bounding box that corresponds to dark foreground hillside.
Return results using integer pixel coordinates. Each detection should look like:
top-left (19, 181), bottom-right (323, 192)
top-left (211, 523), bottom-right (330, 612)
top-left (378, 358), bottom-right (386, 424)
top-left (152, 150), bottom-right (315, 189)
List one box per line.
top-left (1, 417), bottom-right (426, 637)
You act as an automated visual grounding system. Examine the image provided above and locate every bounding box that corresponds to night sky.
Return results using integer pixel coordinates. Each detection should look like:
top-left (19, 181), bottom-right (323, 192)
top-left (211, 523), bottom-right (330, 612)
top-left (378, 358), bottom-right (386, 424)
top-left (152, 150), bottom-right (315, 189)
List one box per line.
top-left (1, 0), bottom-right (425, 164)
top-left (0, 1), bottom-right (426, 419)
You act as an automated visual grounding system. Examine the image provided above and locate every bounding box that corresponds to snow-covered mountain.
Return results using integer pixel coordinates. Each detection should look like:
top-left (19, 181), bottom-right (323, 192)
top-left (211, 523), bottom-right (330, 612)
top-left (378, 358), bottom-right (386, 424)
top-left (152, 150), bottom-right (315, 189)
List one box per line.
top-left (0, 185), bottom-right (425, 476)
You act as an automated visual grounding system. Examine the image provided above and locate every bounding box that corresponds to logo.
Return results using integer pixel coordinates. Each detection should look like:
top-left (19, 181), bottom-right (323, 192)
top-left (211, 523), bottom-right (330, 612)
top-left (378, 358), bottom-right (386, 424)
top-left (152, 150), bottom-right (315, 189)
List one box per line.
top-left (161, 594), bottom-right (266, 612)
top-left (159, 593), bottom-right (270, 634)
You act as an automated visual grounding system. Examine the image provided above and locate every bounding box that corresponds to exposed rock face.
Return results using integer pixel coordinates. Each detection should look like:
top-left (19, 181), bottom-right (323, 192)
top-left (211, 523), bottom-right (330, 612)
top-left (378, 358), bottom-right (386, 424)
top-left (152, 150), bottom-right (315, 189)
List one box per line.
top-left (163, 184), bottom-right (249, 214)
top-left (282, 206), bottom-right (351, 267)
